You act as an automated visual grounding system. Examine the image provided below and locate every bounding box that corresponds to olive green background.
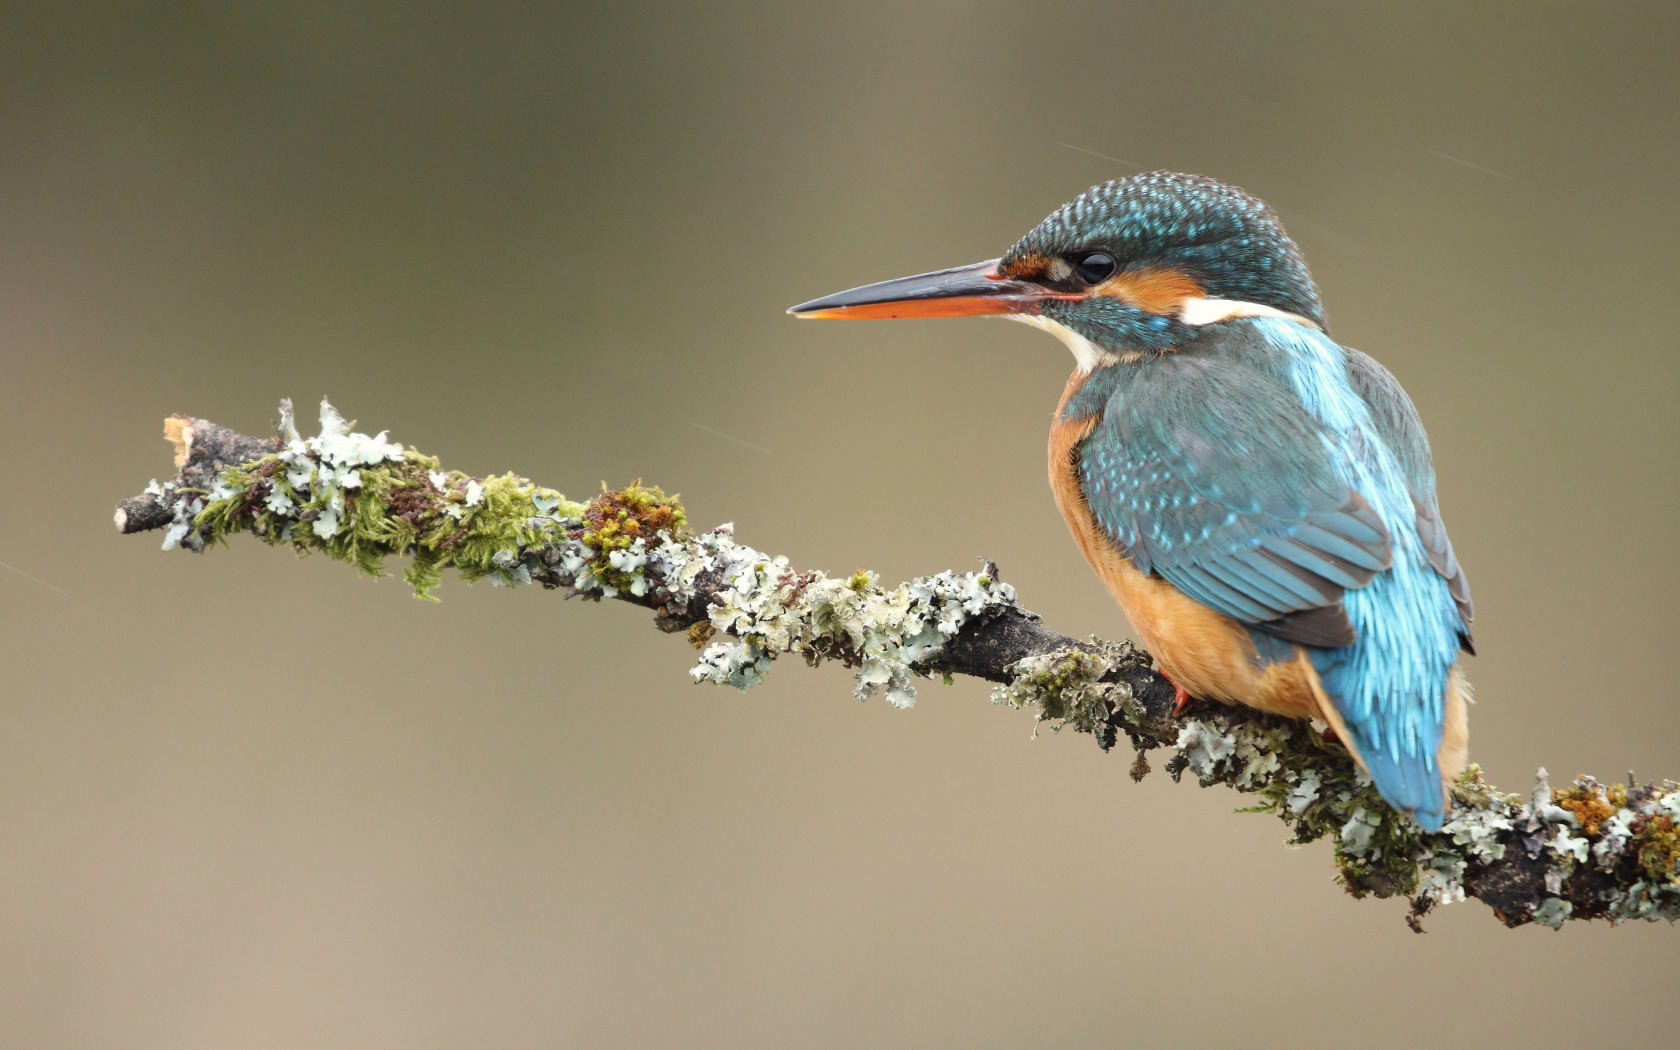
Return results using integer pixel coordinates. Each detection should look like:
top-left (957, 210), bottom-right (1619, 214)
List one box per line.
top-left (2, 2), bottom-right (1677, 1047)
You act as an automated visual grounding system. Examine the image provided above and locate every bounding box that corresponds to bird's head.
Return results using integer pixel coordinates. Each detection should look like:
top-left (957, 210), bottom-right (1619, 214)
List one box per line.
top-left (790, 171), bottom-right (1324, 370)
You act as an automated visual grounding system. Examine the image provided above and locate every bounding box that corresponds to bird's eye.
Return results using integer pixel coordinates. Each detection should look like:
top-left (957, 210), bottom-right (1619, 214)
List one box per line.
top-left (1073, 252), bottom-right (1115, 284)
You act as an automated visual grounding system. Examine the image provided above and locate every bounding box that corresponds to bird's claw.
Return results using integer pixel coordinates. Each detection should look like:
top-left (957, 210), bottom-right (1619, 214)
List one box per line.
top-left (1160, 668), bottom-right (1193, 717)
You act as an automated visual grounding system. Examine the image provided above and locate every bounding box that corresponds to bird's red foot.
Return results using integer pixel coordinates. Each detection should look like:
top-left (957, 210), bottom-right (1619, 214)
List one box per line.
top-left (1159, 668), bottom-right (1193, 717)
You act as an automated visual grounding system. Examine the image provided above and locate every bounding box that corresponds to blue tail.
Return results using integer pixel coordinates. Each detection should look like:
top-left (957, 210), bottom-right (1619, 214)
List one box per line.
top-left (1311, 637), bottom-right (1451, 834)
top-left (1359, 742), bottom-right (1445, 832)
top-left (1247, 315), bottom-right (1463, 835)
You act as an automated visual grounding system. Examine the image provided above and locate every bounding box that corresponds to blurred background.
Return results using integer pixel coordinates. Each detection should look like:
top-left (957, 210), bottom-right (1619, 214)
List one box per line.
top-left (2, 2), bottom-right (1677, 1047)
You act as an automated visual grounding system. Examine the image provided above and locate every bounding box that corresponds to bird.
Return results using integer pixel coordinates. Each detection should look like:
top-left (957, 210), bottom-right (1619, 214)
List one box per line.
top-left (788, 171), bottom-right (1473, 832)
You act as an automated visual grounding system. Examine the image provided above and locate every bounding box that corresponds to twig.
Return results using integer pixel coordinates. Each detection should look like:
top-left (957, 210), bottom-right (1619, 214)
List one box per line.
top-left (114, 400), bottom-right (1680, 930)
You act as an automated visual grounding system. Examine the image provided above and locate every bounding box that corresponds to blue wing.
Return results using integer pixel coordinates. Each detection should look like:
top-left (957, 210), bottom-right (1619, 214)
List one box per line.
top-left (1075, 319), bottom-right (1465, 831)
top-left (1077, 351), bottom-right (1392, 648)
top-left (1342, 347), bottom-right (1474, 651)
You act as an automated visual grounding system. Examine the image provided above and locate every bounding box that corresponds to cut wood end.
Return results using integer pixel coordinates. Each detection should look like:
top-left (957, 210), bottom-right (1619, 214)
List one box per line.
top-left (163, 416), bottom-right (194, 469)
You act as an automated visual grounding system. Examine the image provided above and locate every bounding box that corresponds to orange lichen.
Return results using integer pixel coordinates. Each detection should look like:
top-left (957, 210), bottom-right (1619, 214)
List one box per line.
top-left (1553, 780), bottom-right (1622, 836)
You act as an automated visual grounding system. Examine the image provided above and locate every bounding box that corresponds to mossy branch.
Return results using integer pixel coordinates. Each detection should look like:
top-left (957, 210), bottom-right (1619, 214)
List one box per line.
top-left (115, 400), bottom-right (1680, 931)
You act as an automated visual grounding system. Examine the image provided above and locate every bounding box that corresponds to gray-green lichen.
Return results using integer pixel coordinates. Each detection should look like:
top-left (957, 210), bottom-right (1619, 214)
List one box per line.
top-left (684, 545), bottom-right (1017, 707)
top-left (987, 647), bottom-right (1680, 925)
top-left (189, 399), bottom-right (596, 593)
top-left (1538, 771), bottom-right (1680, 926)
top-left (986, 645), bottom-right (1477, 901)
top-left (1163, 709), bottom-right (1432, 899)
top-left (179, 398), bottom-right (1016, 709)
top-left (139, 399), bottom-right (1680, 929)
top-left (991, 640), bottom-right (1150, 740)
top-left (1150, 706), bottom-right (1680, 925)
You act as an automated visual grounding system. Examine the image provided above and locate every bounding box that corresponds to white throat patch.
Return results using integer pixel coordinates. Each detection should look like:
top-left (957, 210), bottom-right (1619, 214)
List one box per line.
top-left (1005, 314), bottom-right (1120, 374)
top-left (1007, 300), bottom-right (1319, 372)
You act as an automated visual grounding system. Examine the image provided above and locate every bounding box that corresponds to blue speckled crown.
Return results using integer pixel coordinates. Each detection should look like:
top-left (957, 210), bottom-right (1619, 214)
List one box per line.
top-left (1004, 172), bottom-right (1326, 329)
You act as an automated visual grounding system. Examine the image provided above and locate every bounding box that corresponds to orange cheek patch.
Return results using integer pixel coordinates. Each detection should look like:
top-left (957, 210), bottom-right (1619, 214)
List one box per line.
top-left (1092, 267), bottom-right (1205, 314)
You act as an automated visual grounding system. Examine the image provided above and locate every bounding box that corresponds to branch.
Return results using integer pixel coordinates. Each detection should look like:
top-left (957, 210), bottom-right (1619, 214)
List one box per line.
top-left (115, 400), bottom-right (1680, 931)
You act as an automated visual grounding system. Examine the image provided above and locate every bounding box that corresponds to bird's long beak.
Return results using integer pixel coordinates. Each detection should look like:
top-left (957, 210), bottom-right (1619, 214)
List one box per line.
top-left (787, 258), bottom-right (1073, 320)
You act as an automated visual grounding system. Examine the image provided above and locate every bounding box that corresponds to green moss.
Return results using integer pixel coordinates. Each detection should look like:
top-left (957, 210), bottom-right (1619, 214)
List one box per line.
top-left (193, 456), bottom-right (282, 546)
top-left (1450, 763), bottom-right (1521, 810)
top-left (1633, 815), bottom-right (1679, 885)
top-left (577, 482), bottom-right (687, 592)
top-left (403, 554), bottom-right (446, 602)
top-left (187, 442), bottom-right (680, 601)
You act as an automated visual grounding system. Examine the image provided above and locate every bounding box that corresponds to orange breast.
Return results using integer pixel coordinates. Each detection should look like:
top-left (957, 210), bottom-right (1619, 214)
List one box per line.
top-left (1047, 369), bottom-right (1470, 800)
top-left (1047, 369), bottom-right (1323, 721)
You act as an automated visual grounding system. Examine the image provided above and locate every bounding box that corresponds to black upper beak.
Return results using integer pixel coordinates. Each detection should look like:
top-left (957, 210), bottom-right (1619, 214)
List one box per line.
top-left (788, 258), bottom-right (1069, 320)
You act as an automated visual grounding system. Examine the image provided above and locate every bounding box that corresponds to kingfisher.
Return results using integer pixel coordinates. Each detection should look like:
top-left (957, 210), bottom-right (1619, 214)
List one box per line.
top-left (789, 172), bottom-right (1473, 832)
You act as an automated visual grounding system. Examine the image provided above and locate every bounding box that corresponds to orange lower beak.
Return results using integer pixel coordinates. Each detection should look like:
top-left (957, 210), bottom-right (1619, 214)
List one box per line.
top-left (787, 259), bottom-right (1075, 320)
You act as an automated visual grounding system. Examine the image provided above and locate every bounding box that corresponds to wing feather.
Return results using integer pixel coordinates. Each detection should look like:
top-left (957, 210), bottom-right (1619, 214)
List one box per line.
top-left (1341, 347), bottom-right (1475, 651)
top-left (1078, 350), bottom-right (1391, 646)
top-left (1261, 605), bottom-right (1358, 648)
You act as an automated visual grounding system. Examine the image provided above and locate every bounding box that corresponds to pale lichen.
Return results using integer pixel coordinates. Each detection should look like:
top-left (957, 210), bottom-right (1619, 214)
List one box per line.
top-left (991, 640), bottom-right (1143, 737)
top-left (684, 535), bottom-right (1018, 707)
top-left (1144, 707), bottom-right (1429, 898)
top-left (1532, 897), bottom-right (1574, 929)
top-left (1140, 713), bottom-right (1680, 925)
top-left (138, 399), bottom-right (1680, 929)
top-left (179, 399), bottom-right (1016, 708)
